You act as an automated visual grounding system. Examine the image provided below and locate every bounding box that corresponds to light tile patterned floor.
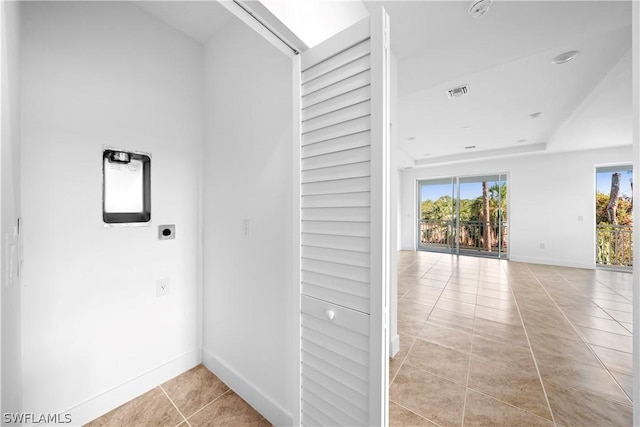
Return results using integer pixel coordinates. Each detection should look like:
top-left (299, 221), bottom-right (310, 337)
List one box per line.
top-left (87, 251), bottom-right (633, 426)
top-left (390, 250), bottom-right (633, 427)
top-left (85, 365), bottom-right (270, 427)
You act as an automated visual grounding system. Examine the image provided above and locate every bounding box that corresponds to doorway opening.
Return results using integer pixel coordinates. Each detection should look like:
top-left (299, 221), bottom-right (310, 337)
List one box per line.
top-left (417, 174), bottom-right (508, 258)
top-left (595, 165), bottom-right (633, 269)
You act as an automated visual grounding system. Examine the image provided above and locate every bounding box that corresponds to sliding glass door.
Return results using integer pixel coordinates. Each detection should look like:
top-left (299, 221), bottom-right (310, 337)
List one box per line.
top-left (418, 174), bottom-right (508, 258)
top-left (417, 178), bottom-right (455, 252)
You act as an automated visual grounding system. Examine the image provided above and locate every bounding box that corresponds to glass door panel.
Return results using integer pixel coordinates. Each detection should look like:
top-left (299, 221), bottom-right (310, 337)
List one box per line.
top-left (458, 175), bottom-right (507, 258)
top-left (418, 178), bottom-right (455, 253)
top-left (417, 174), bottom-right (508, 259)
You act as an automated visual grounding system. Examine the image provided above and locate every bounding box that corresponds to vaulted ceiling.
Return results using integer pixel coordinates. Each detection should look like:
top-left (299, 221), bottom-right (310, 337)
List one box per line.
top-left (134, 1), bottom-right (633, 168)
top-left (362, 1), bottom-right (632, 168)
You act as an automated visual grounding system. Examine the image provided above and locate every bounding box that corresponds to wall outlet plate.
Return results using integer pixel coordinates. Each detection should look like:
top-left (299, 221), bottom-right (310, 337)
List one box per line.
top-left (157, 278), bottom-right (170, 296)
top-left (158, 224), bottom-right (175, 240)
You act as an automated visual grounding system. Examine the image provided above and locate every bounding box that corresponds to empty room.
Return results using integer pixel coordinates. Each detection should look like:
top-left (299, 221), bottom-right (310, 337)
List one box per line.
top-left (1, 1), bottom-right (639, 426)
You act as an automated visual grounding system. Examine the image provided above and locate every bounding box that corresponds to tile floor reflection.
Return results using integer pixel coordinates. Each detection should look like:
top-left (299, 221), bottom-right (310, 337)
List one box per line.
top-left (85, 365), bottom-right (270, 427)
top-left (391, 251), bottom-right (632, 427)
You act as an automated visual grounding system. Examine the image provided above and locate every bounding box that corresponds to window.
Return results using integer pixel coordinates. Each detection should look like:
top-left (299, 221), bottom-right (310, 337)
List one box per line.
top-left (102, 149), bottom-right (151, 224)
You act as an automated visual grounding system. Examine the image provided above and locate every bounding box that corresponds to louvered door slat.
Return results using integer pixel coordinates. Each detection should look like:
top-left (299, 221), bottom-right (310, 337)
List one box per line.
top-left (302, 39), bottom-right (371, 83)
top-left (303, 339), bottom-right (369, 380)
top-left (302, 389), bottom-right (363, 427)
top-left (303, 387), bottom-right (367, 426)
top-left (302, 192), bottom-right (370, 208)
top-left (302, 271), bottom-right (370, 299)
top-left (302, 101), bottom-right (371, 134)
top-left (302, 116), bottom-right (370, 146)
top-left (302, 86), bottom-right (371, 121)
top-left (302, 131), bottom-right (371, 158)
top-left (302, 55), bottom-right (371, 97)
top-left (302, 176), bottom-right (370, 196)
top-left (298, 10), bottom-right (389, 426)
top-left (302, 221), bottom-right (370, 237)
top-left (302, 71), bottom-right (371, 109)
top-left (302, 146), bottom-right (371, 170)
top-left (302, 246), bottom-right (370, 268)
top-left (301, 207), bottom-right (370, 222)
top-left (302, 284), bottom-right (369, 313)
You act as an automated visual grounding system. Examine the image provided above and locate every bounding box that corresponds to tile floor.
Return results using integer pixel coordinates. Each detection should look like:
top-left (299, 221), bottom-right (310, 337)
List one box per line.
top-left (87, 251), bottom-right (633, 427)
top-left (86, 365), bottom-right (270, 427)
top-left (390, 250), bottom-right (633, 427)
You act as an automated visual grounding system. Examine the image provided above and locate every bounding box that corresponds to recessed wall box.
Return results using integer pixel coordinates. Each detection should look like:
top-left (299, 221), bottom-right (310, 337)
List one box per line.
top-left (103, 149), bottom-right (151, 224)
top-left (158, 225), bottom-right (175, 240)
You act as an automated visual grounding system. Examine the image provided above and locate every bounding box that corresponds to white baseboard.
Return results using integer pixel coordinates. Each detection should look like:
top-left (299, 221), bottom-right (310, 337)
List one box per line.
top-left (201, 348), bottom-right (293, 427)
top-left (509, 255), bottom-right (595, 270)
top-left (390, 334), bottom-right (400, 358)
top-left (61, 350), bottom-right (201, 426)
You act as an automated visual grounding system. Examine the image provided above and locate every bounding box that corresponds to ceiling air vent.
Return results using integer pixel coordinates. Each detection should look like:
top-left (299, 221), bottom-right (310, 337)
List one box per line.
top-left (446, 84), bottom-right (469, 99)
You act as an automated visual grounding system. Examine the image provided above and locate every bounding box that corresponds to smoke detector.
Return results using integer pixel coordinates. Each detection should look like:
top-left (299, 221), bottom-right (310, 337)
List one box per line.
top-left (446, 84), bottom-right (470, 99)
top-left (469, 0), bottom-right (492, 18)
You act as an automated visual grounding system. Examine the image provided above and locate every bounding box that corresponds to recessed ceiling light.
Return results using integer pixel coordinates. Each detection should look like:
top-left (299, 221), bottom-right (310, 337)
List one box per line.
top-left (407, 136), bottom-right (416, 141)
top-left (529, 112), bottom-right (544, 119)
top-left (468, 0), bottom-right (492, 18)
top-left (517, 139), bottom-right (527, 143)
top-left (464, 145), bottom-right (476, 150)
top-left (552, 50), bottom-right (580, 65)
top-left (462, 125), bottom-right (471, 129)
top-left (423, 153), bottom-right (431, 157)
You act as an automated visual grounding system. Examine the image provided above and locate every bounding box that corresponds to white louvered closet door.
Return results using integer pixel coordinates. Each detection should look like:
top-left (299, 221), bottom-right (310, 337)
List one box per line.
top-left (297, 8), bottom-right (390, 427)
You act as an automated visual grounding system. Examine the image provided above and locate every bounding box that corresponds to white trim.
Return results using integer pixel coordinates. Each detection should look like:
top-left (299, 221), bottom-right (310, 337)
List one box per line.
top-left (508, 255), bottom-right (594, 271)
top-left (201, 348), bottom-right (293, 427)
top-left (369, 7), bottom-right (390, 427)
top-left (631, 2), bottom-right (639, 425)
top-left (217, 1), bottom-right (296, 59)
top-left (291, 53), bottom-right (302, 427)
top-left (390, 334), bottom-right (400, 358)
top-left (61, 349), bottom-right (201, 426)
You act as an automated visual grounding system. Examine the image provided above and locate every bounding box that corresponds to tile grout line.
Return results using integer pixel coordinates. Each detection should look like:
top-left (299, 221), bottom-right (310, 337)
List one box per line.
top-left (554, 269), bottom-right (632, 332)
top-left (504, 264), bottom-right (558, 427)
top-left (390, 259), bottom-right (442, 385)
top-left (460, 268), bottom-right (479, 427)
top-left (159, 385), bottom-right (189, 426)
top-left (525, 264), bottom-right (632, 405)
top-left (389, 399), bottom-right (444, 427)
top-left (183, 389), bottom-right (233, 423)
top-left (465, 386), bottom-right (559, 424)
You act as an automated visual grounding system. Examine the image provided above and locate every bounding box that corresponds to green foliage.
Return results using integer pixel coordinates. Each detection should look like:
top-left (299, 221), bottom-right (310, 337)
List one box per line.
top-left (595, 192), bottom-right (633, 225)
top-left (596, 224), bottom-right (633, 266)
top-left (421, 196), bottom-right (454, 222)
top-left (421, 182), bottom-right (507, 223)
top-left (420, 182), bottom-right (508, 251)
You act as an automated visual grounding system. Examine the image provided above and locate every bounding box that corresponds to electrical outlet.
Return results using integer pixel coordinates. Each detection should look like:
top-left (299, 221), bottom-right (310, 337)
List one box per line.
top-left (539, 243), bottom-right (545, 249)
top-left (242, 219), bottom-right (250, 236)
top-left (156, 278), bottom-right (170, 297)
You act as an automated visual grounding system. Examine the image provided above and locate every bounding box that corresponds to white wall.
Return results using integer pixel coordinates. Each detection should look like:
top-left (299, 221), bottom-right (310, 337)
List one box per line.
top-left (20, 1), bottom-right (203, 421)
top-left (1, 0), bottom-right (23, 416)
top-left (400, 146), bottom-right (633, 269)
top-left (202, 18), bottom-right (294, 426)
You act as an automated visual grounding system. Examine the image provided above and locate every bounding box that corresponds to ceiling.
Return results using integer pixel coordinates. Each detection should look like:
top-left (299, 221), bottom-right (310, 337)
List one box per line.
top-left (362, 1), bottom-right (632, 168)
top-left (134, 0), bottom-right (633, 168)
top-left (132, 1), bottom-right (233, 43)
